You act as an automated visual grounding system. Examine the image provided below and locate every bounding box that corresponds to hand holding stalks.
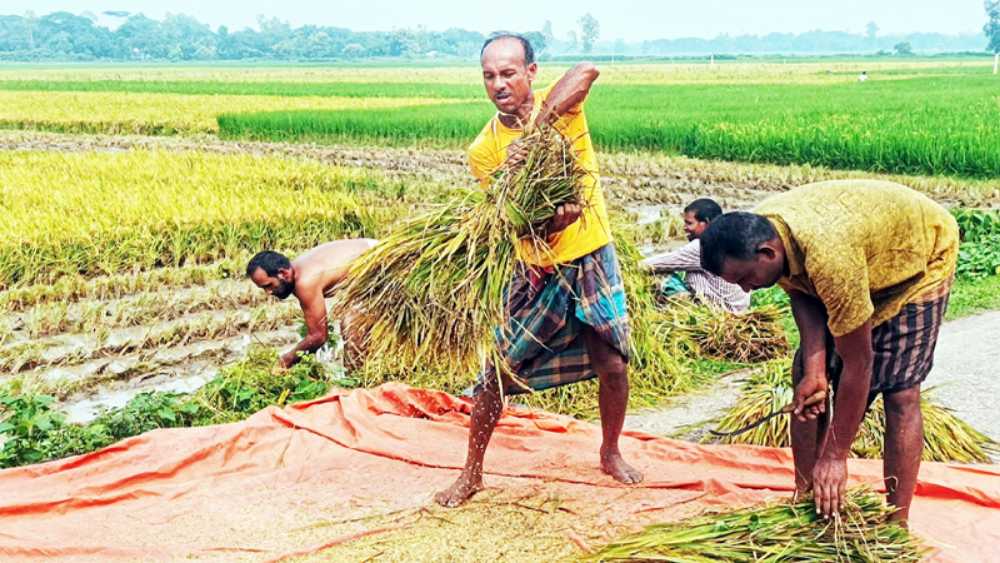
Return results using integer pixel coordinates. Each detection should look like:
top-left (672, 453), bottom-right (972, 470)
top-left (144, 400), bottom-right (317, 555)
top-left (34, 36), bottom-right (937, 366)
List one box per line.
top-left (544, 202), bottom-right (583, 236)
top-left (793, 374), bottom-right (828, 422)
top-left (813, 455), bottom-right (848, 518)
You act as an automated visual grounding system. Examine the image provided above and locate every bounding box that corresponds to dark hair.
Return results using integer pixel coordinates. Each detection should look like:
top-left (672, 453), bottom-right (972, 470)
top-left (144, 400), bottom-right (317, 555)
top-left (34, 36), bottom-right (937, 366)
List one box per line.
top-left (480, 32), bottom-right (535, 65)
top-left (684, 198), bottom-right (723, 223)
top-left (246, 250), bottom-right (290, 278)
top-left (699, 212), bottom-right (778, 275)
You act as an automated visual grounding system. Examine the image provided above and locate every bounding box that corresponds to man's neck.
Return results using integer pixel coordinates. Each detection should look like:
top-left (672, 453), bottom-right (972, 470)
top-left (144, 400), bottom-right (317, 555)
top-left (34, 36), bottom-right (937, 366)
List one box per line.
top-left (497, 91), bottom-right (535, 128)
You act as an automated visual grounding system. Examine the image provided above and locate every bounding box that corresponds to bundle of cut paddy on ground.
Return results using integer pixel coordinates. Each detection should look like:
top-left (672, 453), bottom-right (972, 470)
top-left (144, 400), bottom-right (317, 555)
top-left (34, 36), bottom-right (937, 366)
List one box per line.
top-left (655, 300), bottom-right (790, 364)
top-left (586, 487), bottom-right (926, 562)
top-left (335, 126), bottom-right (586, 380)
top-left (702, 359), bottom-right (999, 463)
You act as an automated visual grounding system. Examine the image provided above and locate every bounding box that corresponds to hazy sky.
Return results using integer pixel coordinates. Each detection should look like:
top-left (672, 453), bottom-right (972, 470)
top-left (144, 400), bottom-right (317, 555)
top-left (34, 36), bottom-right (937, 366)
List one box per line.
top-left (4, 1), bottom-right (989, 41)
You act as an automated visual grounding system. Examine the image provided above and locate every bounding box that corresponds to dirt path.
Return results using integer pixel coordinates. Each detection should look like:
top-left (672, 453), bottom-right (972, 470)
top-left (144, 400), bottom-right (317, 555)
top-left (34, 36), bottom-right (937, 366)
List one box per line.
top-left (624, 311), bottom-right (1000, 444)
top-left (922, 311), bottom-right (1000, 441)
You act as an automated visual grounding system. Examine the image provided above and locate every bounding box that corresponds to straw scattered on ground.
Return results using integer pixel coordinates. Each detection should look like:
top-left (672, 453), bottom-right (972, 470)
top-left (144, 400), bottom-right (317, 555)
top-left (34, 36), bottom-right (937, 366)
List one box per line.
top-left (586, 487), bottom-right (926, 562)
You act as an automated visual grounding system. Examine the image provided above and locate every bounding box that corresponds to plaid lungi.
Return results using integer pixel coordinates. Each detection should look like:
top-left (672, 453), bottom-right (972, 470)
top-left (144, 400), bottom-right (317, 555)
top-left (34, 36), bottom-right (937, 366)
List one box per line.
top-left (794, 285), bottom-right (951, 403)
top-left (475, 243), bottom-right (631, 395)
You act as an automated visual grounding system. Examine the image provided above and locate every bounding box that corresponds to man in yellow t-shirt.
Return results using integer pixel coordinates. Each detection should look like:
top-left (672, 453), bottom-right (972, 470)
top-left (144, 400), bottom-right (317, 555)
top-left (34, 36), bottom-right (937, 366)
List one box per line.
top-left (436, 33), bottom-right (641, 508)
top-left (699, 180), bottom-right (959, 524)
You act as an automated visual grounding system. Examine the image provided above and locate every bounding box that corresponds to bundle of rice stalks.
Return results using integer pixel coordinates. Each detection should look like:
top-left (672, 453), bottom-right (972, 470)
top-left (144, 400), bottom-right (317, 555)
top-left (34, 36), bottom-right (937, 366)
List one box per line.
top-left (350, 229), bottom-right (699, 420)
top-left (586, 487), bottom-right (926, 562)
top-left (334, 126), bottom-right (585, 380)
top-left (703, 360), bottom-right (999, 463)
top-left (656, 300), bottom-right (790, 364)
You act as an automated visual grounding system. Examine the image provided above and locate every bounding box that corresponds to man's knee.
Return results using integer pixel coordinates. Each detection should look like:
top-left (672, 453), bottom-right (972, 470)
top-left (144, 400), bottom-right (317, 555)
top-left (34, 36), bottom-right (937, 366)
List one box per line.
top-left (884, 385), bottom-right (921, 416)
top-left (595, 353), bottom-right (628, 385)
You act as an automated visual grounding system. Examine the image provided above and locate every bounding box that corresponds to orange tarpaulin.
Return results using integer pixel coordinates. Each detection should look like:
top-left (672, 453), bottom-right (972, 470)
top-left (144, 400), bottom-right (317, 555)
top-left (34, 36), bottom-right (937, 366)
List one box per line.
top-left (1, 383), bottom-right (999, 561)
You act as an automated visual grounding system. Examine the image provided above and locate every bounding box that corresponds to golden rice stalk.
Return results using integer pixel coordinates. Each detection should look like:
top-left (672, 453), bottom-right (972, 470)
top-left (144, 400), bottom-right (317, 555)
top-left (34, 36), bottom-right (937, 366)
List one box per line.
top-left (657, 300), bottom-right (790, 364)
top-left (703, 360), bottom-right (999, 463)
top-left (585, 487), bottom-right (926, 562)
top-left (334, 126), bottom-right (586, 381)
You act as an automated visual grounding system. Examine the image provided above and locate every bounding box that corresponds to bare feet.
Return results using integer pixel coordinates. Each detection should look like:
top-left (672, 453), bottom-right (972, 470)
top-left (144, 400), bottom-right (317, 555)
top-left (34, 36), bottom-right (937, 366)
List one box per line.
top-left (601, 450), bottom-right (643, 484)
top-left (435, 473), bottom-right (485, 508)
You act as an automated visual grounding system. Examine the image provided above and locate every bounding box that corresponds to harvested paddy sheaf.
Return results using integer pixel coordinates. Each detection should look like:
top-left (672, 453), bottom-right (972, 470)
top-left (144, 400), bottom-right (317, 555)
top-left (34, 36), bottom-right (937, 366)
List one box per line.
top-left (337, 126), bottom-right (587, 381)
top-left (0, 90), bottom-right (456, 135)
top-left (656, 301), bottom-right (790, 364)
top-left (350, 230), bottom-right (715, 420)
top-left (702, 360), bottom-right (1000, 463)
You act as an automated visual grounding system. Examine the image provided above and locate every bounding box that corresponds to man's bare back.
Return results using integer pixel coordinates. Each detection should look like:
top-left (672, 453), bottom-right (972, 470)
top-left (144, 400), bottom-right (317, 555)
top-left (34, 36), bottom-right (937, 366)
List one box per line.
top-left (246, 239), bottom-right (378, 368)
top-left (292, 239), bottom-right (379, 301)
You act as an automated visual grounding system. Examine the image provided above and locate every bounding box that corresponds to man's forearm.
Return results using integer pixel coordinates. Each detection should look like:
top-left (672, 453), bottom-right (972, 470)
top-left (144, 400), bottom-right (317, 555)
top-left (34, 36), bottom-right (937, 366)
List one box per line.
top-left (286, 334), bottom-right (326, 361)
top-left (819, 361), bottom-right (870, 459)
top-left (535, 62), bottom-right (599, 125)
top-left (642, 246), bottom-right (701, 273)
top-left (821, 328), bottom-right (874, 459)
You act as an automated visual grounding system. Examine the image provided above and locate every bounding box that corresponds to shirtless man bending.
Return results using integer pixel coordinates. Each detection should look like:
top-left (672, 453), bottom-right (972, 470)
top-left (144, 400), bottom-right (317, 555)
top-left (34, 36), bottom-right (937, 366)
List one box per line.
top-left (246, 239), bottom-right (377, 369)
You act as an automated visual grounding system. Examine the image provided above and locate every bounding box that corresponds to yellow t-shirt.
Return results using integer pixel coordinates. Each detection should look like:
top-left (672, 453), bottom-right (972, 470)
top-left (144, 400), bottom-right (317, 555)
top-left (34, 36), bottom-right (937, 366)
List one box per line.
top-left (467, 84), bottom-right (611, 266)
top-left (755, 180), bottom-right (959, 337)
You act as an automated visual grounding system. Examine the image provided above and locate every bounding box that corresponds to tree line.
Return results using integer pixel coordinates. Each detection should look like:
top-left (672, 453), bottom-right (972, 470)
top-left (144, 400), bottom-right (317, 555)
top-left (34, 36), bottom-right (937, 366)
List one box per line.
top-left (0, 10), bottom-right (994, 62)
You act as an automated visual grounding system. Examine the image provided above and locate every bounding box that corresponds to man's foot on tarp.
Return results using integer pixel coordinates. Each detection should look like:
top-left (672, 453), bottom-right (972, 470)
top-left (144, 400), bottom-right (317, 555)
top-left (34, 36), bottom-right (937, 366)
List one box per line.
top-left (435, 475), bottom-right (484, 508)
top-left (601, 451), bottom-right (643, 484)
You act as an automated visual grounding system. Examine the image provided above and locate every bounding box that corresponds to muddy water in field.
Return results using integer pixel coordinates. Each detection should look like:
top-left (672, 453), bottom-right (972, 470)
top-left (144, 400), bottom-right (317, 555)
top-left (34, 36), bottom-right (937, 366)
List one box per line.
top-left (0, 270), bottom-right (303, 422)
top-left (59, 329), bottom-right (298, 423)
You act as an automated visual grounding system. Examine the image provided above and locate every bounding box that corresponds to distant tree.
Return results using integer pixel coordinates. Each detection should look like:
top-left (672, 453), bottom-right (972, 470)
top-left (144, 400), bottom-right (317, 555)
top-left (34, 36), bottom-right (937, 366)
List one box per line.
top-left (116, 14), bottom-right (166, 59)
top-left (578, 13), bottom-right (599, 53)
top-left (865, 21), bottom-right (879, 40)
top-left (893, 41), bottom-right (913, 56)
top-left (566, 29), bottom-right (578, 52)
top-left (986, 1), bottom-right (1000, 73)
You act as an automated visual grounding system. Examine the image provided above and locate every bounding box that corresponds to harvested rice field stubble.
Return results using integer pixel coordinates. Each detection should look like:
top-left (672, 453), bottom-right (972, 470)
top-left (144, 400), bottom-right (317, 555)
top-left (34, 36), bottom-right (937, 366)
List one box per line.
top-left (217, 67), bottom-right (1000, 177)
top-left (0, 90), bottom-right (456, 135)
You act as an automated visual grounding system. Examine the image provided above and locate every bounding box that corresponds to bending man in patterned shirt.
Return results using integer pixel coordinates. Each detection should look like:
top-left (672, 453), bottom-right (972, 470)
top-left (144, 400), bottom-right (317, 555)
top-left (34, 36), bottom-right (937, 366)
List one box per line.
top-left (435, 33), bottom-right (642, 508)
top-left (641, 198), bottom-right (750, 312)
top-left (699, 180), bottom-right (958, 523)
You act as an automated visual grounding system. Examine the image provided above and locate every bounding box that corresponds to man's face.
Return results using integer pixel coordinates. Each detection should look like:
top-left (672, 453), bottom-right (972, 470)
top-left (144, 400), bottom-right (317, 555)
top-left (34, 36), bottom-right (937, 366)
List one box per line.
top-left (481, 38), bottom-right (537, 115)
top-left (683, 211), bottom-right (709, 241)
top-left (717, 249), bottom-right (784, 293)
top-left (250, 267), bottom-right (294, 300)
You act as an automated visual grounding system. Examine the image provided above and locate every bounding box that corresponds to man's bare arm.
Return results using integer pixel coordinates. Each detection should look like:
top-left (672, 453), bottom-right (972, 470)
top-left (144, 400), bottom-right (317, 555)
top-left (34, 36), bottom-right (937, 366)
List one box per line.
top-left (281, 285), bottom-right (329, 368)
top-left (813, 321), bottom-right (874, 517)
top-left (535, 62), bottom-right (599, 126)
top-left (824, 322), bottom-right (874, 457)
top-left (788, 290), bottom-right (830, 419)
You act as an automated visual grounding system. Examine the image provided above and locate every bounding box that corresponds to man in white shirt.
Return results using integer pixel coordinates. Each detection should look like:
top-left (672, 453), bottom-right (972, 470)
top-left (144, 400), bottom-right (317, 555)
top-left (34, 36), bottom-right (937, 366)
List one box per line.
top-left (642, 199), bottom-right (750, 312)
